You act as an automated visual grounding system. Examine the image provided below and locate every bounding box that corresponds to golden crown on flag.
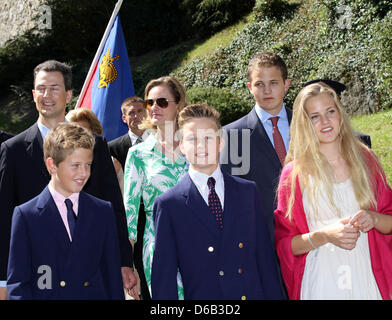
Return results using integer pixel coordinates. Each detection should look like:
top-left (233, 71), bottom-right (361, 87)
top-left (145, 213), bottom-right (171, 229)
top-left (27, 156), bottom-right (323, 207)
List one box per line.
top-left (98, 48), bottom-right (119, 88)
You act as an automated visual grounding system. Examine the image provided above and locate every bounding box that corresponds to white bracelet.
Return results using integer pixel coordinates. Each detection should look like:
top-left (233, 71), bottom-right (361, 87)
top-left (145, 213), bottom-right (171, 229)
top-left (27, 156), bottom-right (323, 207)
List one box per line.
top-left (307, 233), bottom-right (316, 249)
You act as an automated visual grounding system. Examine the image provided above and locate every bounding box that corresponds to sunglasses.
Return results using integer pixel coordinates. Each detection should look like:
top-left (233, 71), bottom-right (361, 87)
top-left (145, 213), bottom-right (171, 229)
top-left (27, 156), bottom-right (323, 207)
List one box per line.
top-left (144, 98), bottom-right (176, 109)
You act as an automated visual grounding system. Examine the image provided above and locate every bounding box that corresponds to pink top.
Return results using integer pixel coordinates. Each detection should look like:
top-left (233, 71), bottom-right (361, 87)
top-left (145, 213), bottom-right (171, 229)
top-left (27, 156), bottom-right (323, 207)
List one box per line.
top-left (274, 152), bottom-right (392, 300)
top-left (48, 183), bottom-right (79, 241)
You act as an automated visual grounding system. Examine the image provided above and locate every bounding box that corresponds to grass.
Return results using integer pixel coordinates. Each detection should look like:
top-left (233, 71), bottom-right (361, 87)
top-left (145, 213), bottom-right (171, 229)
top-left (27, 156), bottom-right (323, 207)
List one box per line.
top-left (177, 16), bottom-right (249, 68)
top-left (351, 109), bottom-right (392, 184)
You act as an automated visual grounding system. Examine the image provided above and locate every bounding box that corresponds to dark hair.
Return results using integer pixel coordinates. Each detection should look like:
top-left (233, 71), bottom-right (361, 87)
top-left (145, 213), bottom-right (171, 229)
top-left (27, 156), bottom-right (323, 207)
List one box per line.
top-left (247, 52), bottom-right (288, 81)
top-left (121, 96), bottom-right (145, 114)
top-left (34, 60), bottom-right (72, 91)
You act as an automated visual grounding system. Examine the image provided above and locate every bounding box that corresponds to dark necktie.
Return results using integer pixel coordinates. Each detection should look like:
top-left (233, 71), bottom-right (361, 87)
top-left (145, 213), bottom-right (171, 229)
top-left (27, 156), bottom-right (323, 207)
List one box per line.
top-left (135, 137), bottom-right (142, 145)
top-left (65, 199), bottom-right (77, 240)
top-left (269, 116), bottom-right (286, 166)
top-left (207, 177), bottom-right (223, 229)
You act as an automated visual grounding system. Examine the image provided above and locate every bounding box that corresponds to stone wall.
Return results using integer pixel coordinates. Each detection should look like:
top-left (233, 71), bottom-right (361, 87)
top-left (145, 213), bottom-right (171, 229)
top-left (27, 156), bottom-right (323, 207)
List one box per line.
top-left (0, 0), bottom-right (46, 47)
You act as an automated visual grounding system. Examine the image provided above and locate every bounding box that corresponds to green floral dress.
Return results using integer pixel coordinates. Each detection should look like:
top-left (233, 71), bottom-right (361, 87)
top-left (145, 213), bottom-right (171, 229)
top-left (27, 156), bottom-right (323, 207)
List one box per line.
top-left (124, 133), bottom-right (188, 298)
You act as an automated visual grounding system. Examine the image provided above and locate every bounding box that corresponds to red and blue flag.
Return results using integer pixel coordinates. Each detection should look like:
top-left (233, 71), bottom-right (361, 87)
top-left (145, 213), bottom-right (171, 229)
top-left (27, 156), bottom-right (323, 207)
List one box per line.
top-left (77, 14), bottom-right (134, 141)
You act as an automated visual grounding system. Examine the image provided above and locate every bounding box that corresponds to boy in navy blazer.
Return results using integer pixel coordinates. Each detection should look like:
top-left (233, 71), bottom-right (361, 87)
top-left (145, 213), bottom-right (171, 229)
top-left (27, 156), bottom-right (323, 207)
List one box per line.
top-left (7, 123), bottom-right (124, 300)
top-left (151, 104), bottom-right (285, 300)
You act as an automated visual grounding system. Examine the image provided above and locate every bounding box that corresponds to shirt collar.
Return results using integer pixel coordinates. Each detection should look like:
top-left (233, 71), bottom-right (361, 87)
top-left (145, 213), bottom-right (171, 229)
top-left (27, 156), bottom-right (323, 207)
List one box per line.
top-left (37, 119), bottom-right (69, 141)
top-left (255, 103), bottom-right (288, 124)
top-left (188, 165), bottom-right (223, 188)
top-left (143, 131), bottom-right (158, 151)
top-left (37, 120), bottom-right (51, 141)
top-left (48, 182), bottom-right (80, 207)
top-left (128, 130), bottom-right (149, 145)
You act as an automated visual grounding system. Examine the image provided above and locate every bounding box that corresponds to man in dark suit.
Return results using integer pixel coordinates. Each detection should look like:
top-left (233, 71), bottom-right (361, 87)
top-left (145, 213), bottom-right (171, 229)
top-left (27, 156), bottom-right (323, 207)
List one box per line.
top-left (0, 60), bottom-right (136, 299)
top-left (221, 52), bottom-right (291, 245)
top-left (151, 104), bottom-right (285, 300)
top-left (0, 131), bottom-right (14, 145)
top-left (108, 96), bottom-right (148, 170)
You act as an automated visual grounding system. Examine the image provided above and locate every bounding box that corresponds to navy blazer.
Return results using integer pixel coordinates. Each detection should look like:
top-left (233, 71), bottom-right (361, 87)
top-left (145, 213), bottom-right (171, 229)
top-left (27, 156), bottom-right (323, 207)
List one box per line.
top-left (0, 131), bottom-right (14, 145)
top-left (151, 171), bottom-right (285, 300)
top-left (7, 187), bottom-right (124, 300)
top-left (0, 123), bottom-right (132, 279)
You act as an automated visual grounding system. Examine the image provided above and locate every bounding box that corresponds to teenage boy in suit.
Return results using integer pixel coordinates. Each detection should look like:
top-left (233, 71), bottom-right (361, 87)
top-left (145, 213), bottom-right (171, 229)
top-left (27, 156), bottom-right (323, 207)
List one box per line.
top-left (221, 52), bottom-right (291, 245)
top-left (0, 60), bottom-right (135, 300)
top-left (7, 122), bottom-right (124, 299)
top-left (151, 104), bottom-right (285, 300)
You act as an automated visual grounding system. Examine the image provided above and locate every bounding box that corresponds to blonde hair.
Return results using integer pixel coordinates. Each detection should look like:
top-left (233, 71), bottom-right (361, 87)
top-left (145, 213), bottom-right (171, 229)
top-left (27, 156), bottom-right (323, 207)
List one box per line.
top-left (284, 82), bottom-right (378, 221)
top-left (44, 122), bottom-right (95, 166)
top-left (178, 103), bottom-right (221, 129)
top-left (66, 108), bottom-right (103, 135)
top-left (141, 76), bottom-right (187, 130)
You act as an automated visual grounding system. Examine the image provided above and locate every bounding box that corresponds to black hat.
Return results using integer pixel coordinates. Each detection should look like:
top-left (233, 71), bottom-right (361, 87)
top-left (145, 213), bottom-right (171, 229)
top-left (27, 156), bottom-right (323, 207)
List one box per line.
top-left (304, 79), bottom-right (346, 95)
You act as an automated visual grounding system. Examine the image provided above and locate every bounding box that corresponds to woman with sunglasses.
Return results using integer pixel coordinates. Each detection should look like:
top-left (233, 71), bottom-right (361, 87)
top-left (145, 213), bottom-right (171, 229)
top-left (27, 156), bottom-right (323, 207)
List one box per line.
top-left (124, 76), bottom-right (188, 299)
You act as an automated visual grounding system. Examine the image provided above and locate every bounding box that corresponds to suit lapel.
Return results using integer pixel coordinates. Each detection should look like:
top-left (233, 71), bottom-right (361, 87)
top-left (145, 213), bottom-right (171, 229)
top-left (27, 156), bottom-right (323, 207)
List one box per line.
top-left (25, 124), bottom-right (50, 180)
top-left (221, 172), bottom-right (236, 243)
top-left (123, 134), bottom-right (132, 148)
top-left (38, 187), bottom-right (71, 253)
top-left (71, 191), bottom-right (94, 245)
top-left (184, 174), bottom-right (220, 239)
top-left (247, 109), bottom-right (281, 167)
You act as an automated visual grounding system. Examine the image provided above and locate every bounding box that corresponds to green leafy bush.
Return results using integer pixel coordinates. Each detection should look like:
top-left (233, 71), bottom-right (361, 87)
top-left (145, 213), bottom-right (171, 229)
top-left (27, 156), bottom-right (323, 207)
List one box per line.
top-left (175, 0), bottom-right (392, 113)
top-left (253, 0), bottom-right (300, 20)
top-left (187, 86), bottom-right (252, 125)
top-left (184, 0), bottom-right (255, 37)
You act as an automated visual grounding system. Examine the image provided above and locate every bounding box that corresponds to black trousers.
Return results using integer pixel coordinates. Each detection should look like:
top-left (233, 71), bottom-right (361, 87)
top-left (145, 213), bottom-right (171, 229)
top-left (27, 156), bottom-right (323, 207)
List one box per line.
top-left (134, 199), bottom-right (151, 300)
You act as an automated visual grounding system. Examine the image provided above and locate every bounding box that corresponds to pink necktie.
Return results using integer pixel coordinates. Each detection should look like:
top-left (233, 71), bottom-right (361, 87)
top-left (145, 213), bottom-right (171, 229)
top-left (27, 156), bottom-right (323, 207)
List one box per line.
top-left (269, 117), bottom-right (286, 166)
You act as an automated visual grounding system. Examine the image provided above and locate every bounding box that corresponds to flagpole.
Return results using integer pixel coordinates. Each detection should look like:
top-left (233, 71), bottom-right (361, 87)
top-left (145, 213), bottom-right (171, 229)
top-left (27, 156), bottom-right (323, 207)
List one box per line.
top-left (75, 0), bottom-right (124, 108)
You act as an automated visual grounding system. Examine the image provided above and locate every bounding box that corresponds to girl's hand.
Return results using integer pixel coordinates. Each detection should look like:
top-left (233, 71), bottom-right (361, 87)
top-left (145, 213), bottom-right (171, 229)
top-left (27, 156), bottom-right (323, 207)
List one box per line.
top-left (349, 210), bottom-right (376, 233)
top-left (323, 217), bottom-right (360, 250)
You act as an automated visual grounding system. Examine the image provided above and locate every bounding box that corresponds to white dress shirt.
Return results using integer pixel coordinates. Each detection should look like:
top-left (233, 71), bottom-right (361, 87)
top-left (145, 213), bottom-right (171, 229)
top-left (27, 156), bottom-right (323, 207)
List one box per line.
top-left (128, 130), bottom-right (149, 145)
top-left (254, 103), bottom-right (290, 152)
top-left (188, 165), bottom-right (225, 209)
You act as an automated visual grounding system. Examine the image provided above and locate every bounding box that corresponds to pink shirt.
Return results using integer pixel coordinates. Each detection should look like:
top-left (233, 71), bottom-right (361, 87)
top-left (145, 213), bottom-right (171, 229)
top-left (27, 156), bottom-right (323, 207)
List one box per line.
top-left (48, 183), bottom-right (79, 241)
